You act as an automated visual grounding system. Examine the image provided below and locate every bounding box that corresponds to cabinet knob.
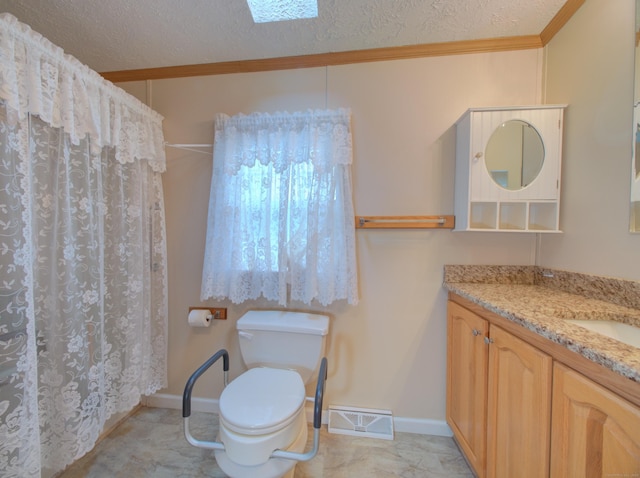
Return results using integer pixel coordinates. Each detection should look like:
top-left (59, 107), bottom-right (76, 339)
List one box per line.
top-left (472, 329), bottom-right (481, 336)
top-left (484, 337), bottom-right (494, 345)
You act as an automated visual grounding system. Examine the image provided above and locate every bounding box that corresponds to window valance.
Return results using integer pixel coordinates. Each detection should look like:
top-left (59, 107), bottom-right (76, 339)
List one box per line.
top-left (215, 108), bottom-right (353, 174)
top-left (0, 13), bottom-right (166, 172)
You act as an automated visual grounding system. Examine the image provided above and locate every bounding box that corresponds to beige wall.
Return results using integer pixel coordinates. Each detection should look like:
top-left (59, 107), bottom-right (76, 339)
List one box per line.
top-left (118, 0), bottom-right (639, 428)
top-left (122, 49), bottom-right (540, 426)
top-left (541, 0), bottom-right (639, 279)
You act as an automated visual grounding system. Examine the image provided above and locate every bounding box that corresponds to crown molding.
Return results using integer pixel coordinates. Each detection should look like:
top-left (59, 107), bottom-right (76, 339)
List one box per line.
top-left (101, 0), bottom-right (584, 83)
top-left (540, 0), bottom-right (585, 46)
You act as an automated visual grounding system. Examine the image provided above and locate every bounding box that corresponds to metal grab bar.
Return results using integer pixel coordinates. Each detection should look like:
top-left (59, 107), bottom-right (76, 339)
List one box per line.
top-left (182, 352), bottom-right (328, 464)
top-left (360, 217), bottom-right (446, 226)
top-left (355, 215), bottom-right (455, 229)
top-left (271, 356), bottom-right (328, 461)
top-left (182, 349), bottom-right (229, 419)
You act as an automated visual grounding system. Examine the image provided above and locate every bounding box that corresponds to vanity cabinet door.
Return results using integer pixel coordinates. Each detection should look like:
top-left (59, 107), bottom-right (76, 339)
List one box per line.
top-left (447, 301), bottom-right (489, 478)
top-left (486, 325), bottom-right (552, 478)
top-left (550, 363), bottom-right (640, 477)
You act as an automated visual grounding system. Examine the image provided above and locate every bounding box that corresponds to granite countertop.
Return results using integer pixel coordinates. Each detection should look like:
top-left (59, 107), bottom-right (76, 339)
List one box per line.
top-left (443, 265), bottom-right (640, 384)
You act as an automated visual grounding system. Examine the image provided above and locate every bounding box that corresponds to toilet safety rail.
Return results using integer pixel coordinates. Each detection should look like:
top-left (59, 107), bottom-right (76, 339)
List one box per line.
top-left (182, 350), bottom-right (328, 463)
top-left (182, 348), bottom-right (230, 420)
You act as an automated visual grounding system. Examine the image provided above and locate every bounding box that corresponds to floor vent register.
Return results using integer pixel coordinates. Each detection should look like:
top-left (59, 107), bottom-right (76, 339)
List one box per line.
top-left (327, 405), bottom-right (394, 440)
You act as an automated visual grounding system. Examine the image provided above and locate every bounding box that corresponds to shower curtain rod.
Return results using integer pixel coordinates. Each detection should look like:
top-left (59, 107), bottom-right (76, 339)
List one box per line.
top-left (165, 142), bottom-right (213, 155)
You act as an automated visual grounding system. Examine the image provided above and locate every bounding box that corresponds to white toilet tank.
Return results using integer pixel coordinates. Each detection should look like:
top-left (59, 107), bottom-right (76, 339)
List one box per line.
top-left (237, 310), bottom-right (329, 384)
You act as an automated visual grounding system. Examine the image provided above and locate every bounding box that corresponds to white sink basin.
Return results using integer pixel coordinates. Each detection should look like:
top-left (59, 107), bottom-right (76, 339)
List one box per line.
top-left (566, 319), bottom-right (640, 349)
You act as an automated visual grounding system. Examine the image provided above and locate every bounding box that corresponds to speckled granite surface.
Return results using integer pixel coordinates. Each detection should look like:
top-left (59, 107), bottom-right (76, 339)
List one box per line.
top-left (443, 265), bottom-right (640, 383)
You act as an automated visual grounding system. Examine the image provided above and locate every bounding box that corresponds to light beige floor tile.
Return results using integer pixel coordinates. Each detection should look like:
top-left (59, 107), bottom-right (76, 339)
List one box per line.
top-left (58, 407), bottom-right (473, 477)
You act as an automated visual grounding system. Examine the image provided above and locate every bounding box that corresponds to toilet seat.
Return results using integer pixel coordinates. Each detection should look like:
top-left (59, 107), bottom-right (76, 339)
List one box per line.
top-left (219, 367), bottom-right (306, 435)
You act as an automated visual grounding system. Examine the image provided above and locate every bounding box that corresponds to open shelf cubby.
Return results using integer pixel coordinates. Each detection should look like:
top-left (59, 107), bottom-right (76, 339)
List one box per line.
top-left (528, 202), bottom-right (558, 231)
top-left (499, 203), bottom-right (527, 230)
top-left (469, 202), bottom-right (497, 229)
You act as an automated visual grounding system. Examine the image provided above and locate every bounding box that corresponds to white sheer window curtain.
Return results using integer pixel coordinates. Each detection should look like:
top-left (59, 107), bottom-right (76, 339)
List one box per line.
top-left (201, 109), bottom-right (358, 306)
top-left (0, 14), bottom-right (168, 477)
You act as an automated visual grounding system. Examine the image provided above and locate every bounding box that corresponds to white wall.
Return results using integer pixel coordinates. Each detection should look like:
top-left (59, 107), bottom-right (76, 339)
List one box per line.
top-left (541, 0), bottom-right (639, 280)
top-left (121, 48), bottom-right (544, 427)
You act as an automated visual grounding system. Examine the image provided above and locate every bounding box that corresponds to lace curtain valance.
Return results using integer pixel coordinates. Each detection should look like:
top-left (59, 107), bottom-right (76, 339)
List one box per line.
top-left (0, 13), bottom-right (166, 172)
top-left (215, 109), bottom-right (354, 173)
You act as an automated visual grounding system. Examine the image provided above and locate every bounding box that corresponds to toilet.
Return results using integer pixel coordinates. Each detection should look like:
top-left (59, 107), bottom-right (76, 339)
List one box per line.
top-left (183, 310), bottom-right (329, 478)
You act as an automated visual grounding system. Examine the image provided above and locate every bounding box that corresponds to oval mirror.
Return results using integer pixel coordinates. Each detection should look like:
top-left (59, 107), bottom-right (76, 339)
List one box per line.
top-left (485, 119), bottom-right (545, 190)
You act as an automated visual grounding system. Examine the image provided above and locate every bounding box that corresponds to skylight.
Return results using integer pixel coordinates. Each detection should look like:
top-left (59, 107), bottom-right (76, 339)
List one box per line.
top-left (246, 0), bottom-right (318, 24)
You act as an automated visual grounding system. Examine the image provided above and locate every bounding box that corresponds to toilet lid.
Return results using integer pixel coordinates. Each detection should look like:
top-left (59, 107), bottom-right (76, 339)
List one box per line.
top-left (219, 367), bottom-right (306, 435)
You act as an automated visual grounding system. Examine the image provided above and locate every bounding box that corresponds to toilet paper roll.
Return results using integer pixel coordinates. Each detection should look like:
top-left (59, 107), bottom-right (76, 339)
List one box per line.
top-left (188, 309), bottom-right (212, 327)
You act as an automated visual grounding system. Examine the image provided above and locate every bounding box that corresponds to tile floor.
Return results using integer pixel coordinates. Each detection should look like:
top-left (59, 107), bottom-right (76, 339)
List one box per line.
top-left (58, 407), bottom-right (474, 477)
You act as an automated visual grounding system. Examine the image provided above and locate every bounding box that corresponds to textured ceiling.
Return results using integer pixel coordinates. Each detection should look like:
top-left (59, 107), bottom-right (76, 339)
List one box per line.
top-left (0, 0), bottom-right (567, 73)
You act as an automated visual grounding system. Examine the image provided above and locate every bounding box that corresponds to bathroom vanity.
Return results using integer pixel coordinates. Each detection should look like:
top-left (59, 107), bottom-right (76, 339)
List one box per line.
top-left (443, 265), bottom-right (640, 477)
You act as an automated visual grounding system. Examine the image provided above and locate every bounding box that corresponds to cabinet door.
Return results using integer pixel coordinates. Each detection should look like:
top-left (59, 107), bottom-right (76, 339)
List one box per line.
top-left (447, 301), bottom-right (489, 477)
top-left (469, 108), bottom-right (562, 202)
top-left (486, 325), bottom-right (552, 478)
top-left (551, 363), bottom-right (640, 477)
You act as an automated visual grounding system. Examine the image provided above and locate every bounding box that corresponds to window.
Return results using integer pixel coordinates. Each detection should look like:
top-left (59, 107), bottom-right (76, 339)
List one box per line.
top-left (200, 109), bottom-right (358, 306)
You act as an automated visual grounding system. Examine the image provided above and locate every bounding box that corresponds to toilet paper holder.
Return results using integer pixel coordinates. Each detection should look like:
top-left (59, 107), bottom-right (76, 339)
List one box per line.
top-left (188, 307), bottom-right (227, 320)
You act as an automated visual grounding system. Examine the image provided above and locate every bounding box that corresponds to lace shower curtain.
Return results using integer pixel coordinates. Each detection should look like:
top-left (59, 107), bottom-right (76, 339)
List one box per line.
top-left (201, 109), bottom-right (358, 306)
top-left (0, 14), bottom-right (168, 477)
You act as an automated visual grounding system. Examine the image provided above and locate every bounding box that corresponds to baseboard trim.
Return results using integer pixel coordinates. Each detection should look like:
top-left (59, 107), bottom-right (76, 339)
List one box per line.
top-left (393, 417), bottom-right (453, 437)
top-left (144, 393), bottom-right (452, 437)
